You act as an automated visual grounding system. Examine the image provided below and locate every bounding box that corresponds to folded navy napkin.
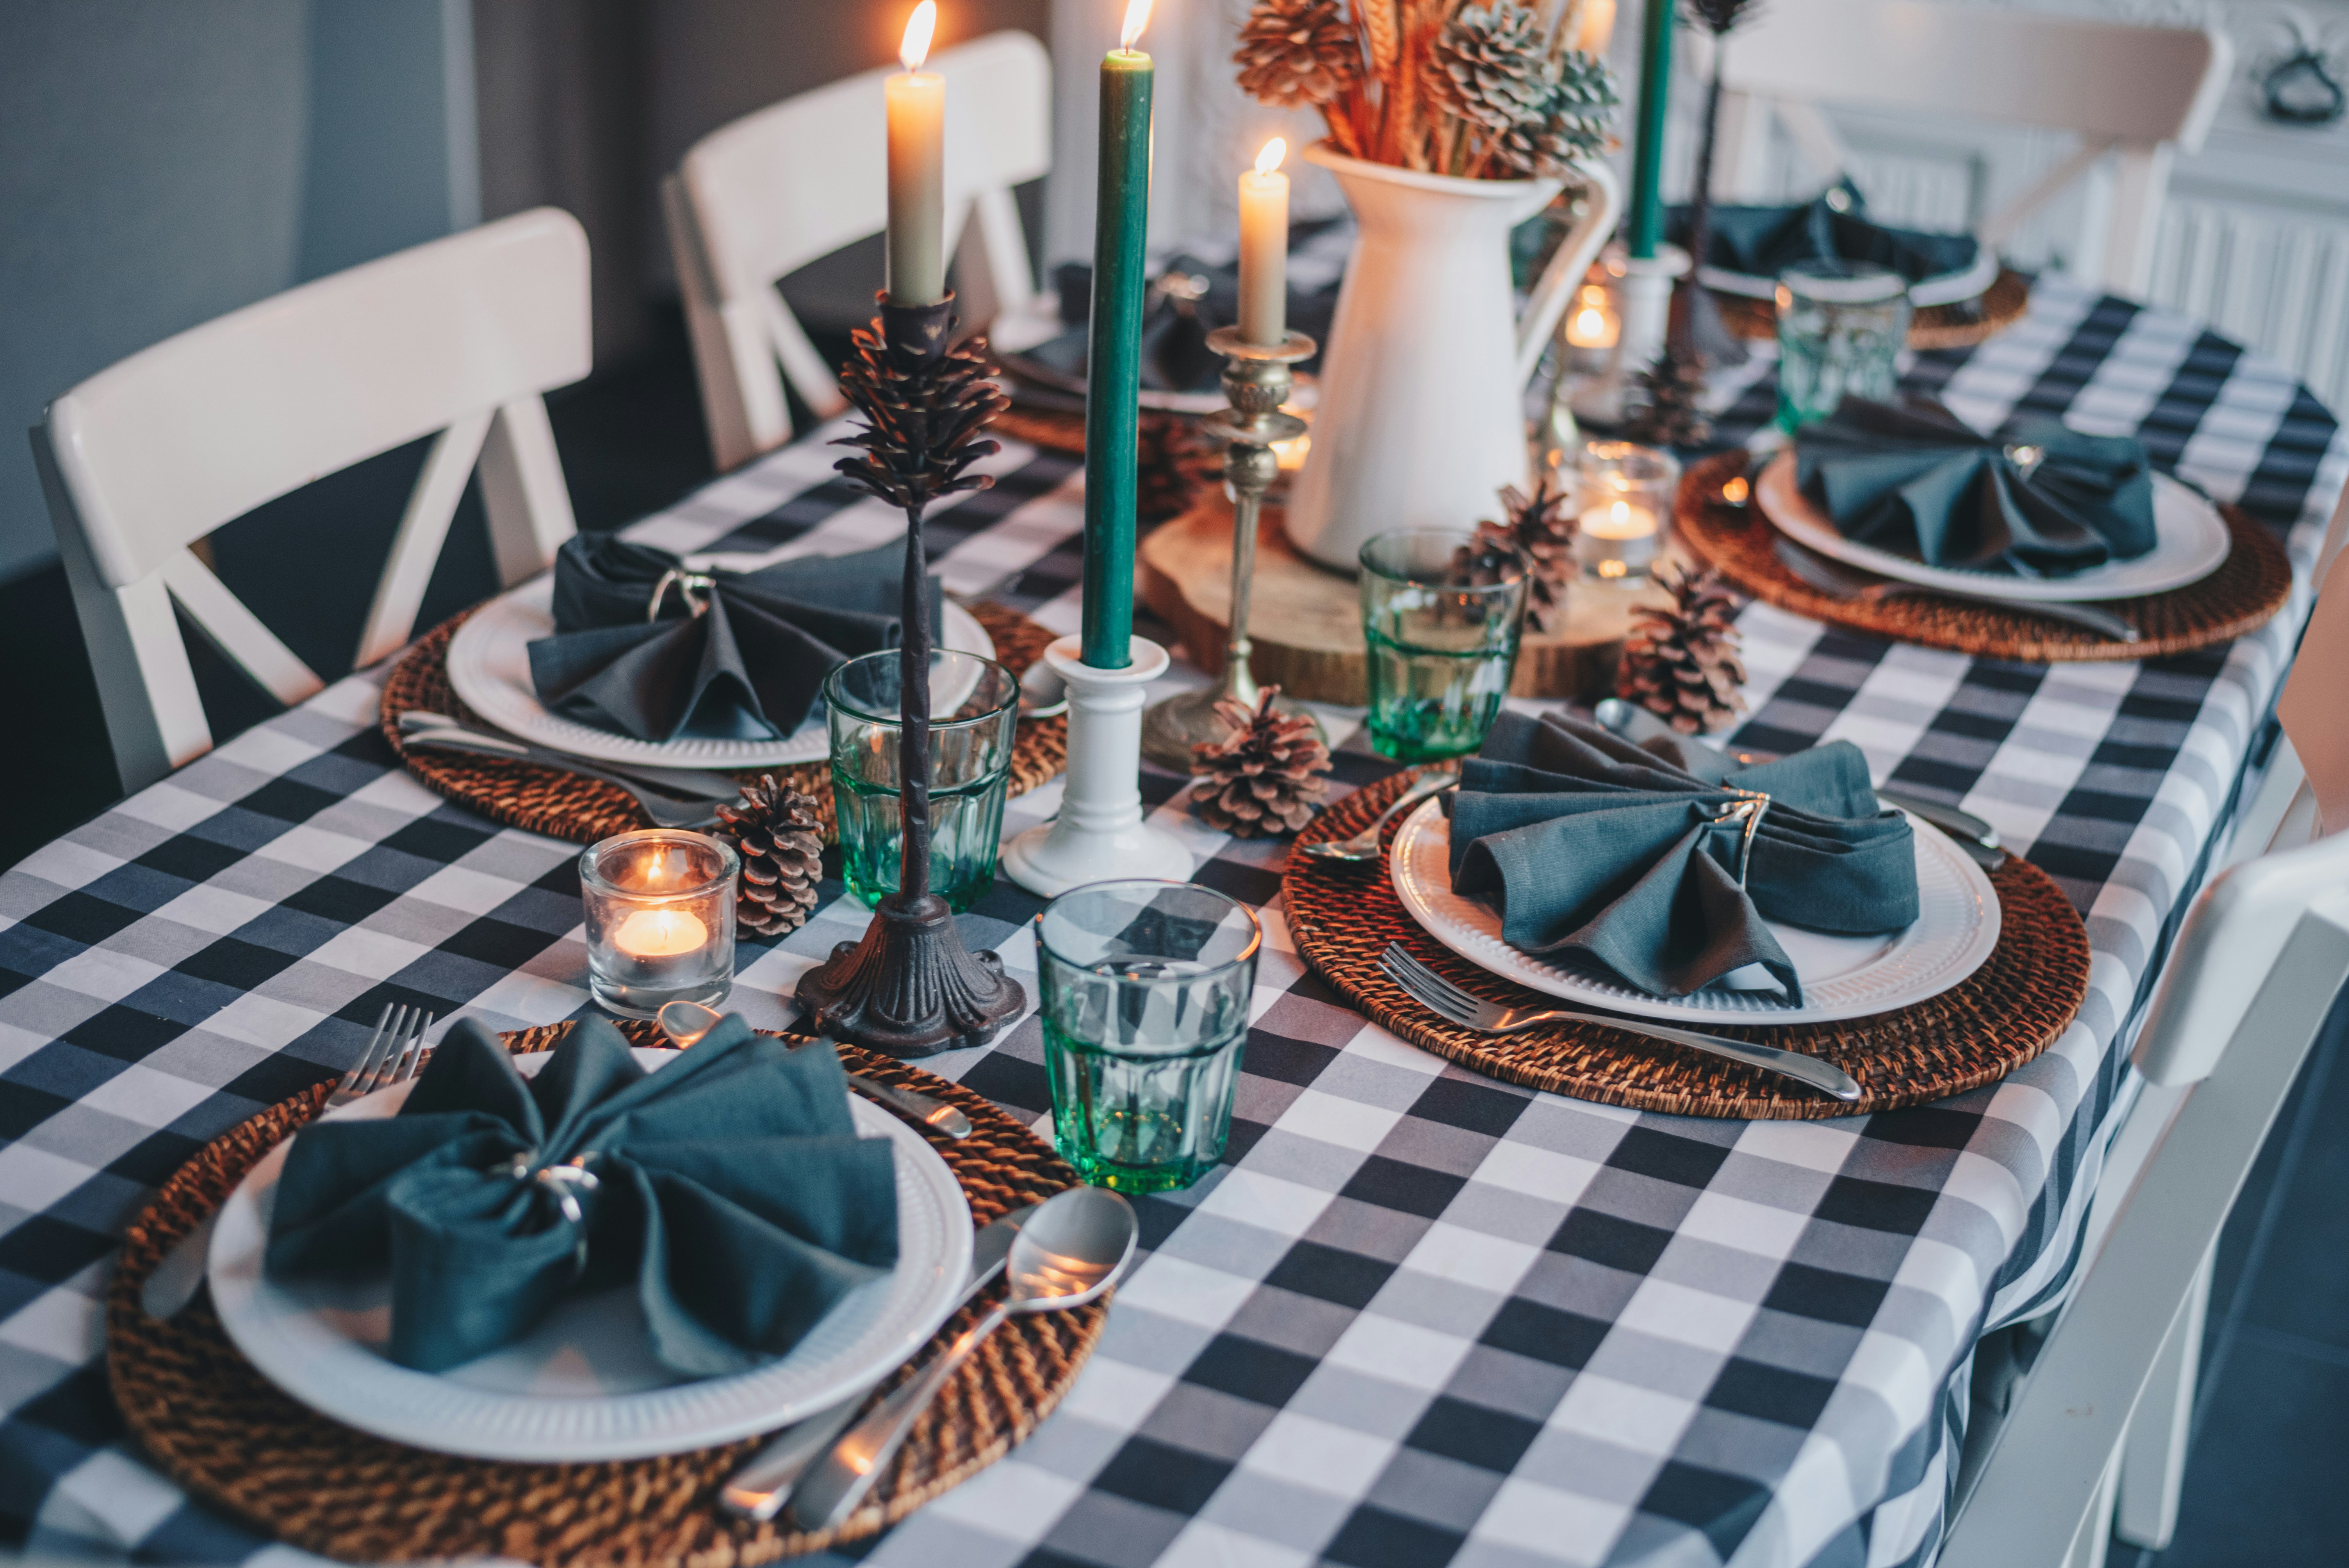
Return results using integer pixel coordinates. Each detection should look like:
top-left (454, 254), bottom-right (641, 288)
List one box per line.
top-left (1668, 183), bottom-right (1981, 290)
top-left (266, 1015), bottom-right (899, 1377)
top-left (526, 533), bottom-right (940, 743)
top-left (1446, 712), bottom-right (1919, 1004)
top-left (1794, 397), bottom-right (2158, 577)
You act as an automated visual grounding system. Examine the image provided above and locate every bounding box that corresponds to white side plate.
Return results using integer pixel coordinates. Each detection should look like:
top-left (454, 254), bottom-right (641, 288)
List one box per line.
top-left (1757, 450), bottom-right (2230, 603)
top-left (1389, 800), bottom-right (2000, 1025)
top-left (208, 1048), bottom-right (973, 1461)
top-left (446, 576), bottom-right (996, 768)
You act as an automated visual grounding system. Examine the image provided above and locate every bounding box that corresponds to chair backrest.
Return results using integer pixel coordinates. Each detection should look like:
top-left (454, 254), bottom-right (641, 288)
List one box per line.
top-left (34, 207), bottom-right (591, 793)
top-left (663, 30), bottom-right (1052, 470)
top-left (1703, 0), bottom-right (2231, 294)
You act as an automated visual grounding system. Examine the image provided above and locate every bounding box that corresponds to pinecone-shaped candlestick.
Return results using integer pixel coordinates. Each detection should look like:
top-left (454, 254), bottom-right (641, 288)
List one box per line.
top-left (1189, 687), bottom-right (1333, 837)
top-left (715, 775), bottom-right (825, 938)
top-left (1457, 475), bottom-right (1576, 633)
top-left (1618, 564), bottom-right (1748, 735)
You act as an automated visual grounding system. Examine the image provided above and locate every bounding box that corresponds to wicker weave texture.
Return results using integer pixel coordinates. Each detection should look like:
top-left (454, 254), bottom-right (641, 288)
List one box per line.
top-left (105, 1020), bottom-right (1103, 1567)
top-left (1716, 267), bottom-right (2033, 351)
top-left (379, 600), bottom-right (1068, 846)
top-left (1284, 770), bottom-right (2091, 1119)
top-left (1677, 452), bottom-right (2294, 663)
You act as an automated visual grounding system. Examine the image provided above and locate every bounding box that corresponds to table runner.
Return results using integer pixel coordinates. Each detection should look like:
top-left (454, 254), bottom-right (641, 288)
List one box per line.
top-left (0, 273), bottom-right (2338, 1567)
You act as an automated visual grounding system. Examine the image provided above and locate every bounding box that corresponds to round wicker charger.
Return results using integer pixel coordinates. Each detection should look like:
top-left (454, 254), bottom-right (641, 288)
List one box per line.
top-left (1715, 267), bottom-right (2034, 351)
top-left (1677, 451), bottom-right (2295, 662)
top-left (1284, 770), bottom-right (2091, 1119)
top-left (380, 600), bottom-right (1067, 845)
top-left (105, 1018), bottom-right (1101, 1568)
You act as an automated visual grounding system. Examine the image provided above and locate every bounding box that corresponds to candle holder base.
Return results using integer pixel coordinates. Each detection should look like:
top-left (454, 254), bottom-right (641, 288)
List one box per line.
top-left (1002, 634), bottom-right (1193, 897)
top-left (794, 889), bottom-right (1025, 1058)
top-left (1572, 243), bottom-right (1690, 428)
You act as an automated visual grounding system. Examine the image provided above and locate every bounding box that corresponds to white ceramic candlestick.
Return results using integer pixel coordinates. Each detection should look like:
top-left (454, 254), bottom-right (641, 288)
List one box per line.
top-left (1572, 242), bottom-right (1690, 426)
top-left (1002, 634), bottom-right (1192, 896)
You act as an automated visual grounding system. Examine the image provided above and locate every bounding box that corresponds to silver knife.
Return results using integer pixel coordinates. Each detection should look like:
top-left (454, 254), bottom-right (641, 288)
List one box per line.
top-left (396, 711), bottom-right (745, 801)
top-left (717, 1203), bottom-right (1036, 1520)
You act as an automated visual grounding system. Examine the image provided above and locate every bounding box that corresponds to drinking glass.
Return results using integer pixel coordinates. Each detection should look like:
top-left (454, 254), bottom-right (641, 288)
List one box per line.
top-left (1775, 260), bottom-right (1912, 432)
top-left (1358, 529), bottom-right (1529, 762)
top-left (579, 829), bottom-right (738, 1018)
top-left (826, 648), bottom-right (1020, 912)
top-left (1034, 880), bottom-right (1261, 1193)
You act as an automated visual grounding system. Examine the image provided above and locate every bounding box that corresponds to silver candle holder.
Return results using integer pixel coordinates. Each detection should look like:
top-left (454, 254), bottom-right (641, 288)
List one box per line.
top-left (1141, 324), bottom-right (1318, 772)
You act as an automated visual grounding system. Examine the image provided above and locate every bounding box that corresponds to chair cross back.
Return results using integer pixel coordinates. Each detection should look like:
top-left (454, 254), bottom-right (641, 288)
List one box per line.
top-left (1697, 0), bottom-right (2232, 294)
top-left (663, 30), bottom-right (1052, 470)
top-left (34, 208), bottom-right (591, 793)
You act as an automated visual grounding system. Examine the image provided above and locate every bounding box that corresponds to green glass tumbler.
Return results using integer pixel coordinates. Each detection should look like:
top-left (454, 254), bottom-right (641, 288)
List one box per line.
top-left (1359, 529), bottom-right (1529, 763)
top-left (825, 648), bottom-right (1019, 912)
top-left (1775, 260), bottom-right (1912, 433)
top-left (1034, 880), bottom-right (1261, 1194)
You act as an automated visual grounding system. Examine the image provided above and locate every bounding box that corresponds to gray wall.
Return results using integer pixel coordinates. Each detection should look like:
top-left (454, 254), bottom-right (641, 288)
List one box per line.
top-left (0, 0), bottom-right (478, 586)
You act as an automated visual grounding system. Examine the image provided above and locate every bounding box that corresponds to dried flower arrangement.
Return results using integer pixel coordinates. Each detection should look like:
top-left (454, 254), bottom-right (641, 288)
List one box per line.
top-left (1235, 0), bottom-right (1620, 179)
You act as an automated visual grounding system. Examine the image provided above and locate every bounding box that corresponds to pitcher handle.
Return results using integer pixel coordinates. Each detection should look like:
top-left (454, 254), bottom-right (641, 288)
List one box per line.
top-left (1514, 159), bottom-right (1623, 386)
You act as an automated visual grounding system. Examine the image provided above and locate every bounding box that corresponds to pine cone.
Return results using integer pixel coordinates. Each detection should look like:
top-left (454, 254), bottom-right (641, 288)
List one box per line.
top-left (1428, 1), bottom-right (1552, 133)
top-left (1492, 53), bottom-right (1619, 176)
top-left (1465, 475), bottom-right (1576, 633)
top-left (714, 775), bottom-right (826, 937)
top-left (1622, 339), bottom-right (1713, 448)
top-left (1137, 413), bottom-right (1219, 522)
top-left (1618, 564), bottom-right (1748, 735)
top-left (832, 308), bottom-right (1008, 513)
top-left (1235, 0), bottom-right (1362, 108)
top-left (1188, 688), bottom-right (1332, 837)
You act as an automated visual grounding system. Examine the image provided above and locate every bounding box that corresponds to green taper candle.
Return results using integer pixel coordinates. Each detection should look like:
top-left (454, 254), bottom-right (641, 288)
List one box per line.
top-left (1080, 3), bottom-right (1154, 670)
top-left (1625, 0), bottom-right (1674, 260)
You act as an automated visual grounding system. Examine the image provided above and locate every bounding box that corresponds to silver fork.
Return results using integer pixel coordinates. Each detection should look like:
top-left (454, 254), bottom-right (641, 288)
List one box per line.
top-left (1299, 769), bottom-right (1460, 863)
top-left (1379, 944), bottom-right (1862, 1101)
top-left (402, 730), bottom-right (722, 829)
top-left (1772, 535), bottom-right (2140, 644)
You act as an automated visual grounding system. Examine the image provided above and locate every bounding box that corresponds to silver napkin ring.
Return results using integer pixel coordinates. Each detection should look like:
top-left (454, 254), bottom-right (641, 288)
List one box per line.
top-left (2003, 442), bottom-right (2046, 480)
top-left (1708, 791), bottom-right (1771, 887)
top-left (496, 1151), bottom-right (603, 1276)
top-left (647, 568), bottom-right (718, 622)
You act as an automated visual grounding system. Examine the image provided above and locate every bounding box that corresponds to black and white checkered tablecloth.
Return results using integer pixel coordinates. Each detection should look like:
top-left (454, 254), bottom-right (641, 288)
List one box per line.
top-left (2, 275), bottom-right (2341, 1568)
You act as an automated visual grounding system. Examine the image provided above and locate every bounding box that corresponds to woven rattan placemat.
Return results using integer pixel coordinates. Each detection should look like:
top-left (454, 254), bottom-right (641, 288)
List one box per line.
top-left (1284, 770), bottom-right (2091, 1119)
top-left (1716, 267), bottom-right (2033, 351)
top-left (1677, 451), bottom-right (2294, 662)
top-left (380, 599), bottom-right (1066, 845)
top-left (105, 1019), bottom-right (1102, 1567)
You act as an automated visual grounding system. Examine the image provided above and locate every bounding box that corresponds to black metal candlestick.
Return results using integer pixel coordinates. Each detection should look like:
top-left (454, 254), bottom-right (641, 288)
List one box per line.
top-left (795, 293), bottom-right (1026, 1056)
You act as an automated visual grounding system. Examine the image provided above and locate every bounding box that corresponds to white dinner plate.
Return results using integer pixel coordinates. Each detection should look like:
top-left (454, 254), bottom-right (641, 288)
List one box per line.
top-left (1389, 799), bottom-right (2000, 1025)
top-left (1756, 450), bottom-right (2230, 603)
top-left (445, 575), bottom-right (997, 769)
top-left (207, 1048), bottom-right (973, 1462)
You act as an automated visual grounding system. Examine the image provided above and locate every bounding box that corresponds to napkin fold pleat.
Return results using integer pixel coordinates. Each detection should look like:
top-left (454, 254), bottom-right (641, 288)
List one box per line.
top-left (1445, 713), bottom-right (1919, 1003)
top-left (526, 533), bottom-right (939, 743)
top-left (1670, 184), bottom-right (1981, 287)
top-left (266, 1015), bottom-right (899, 1378)
top-left (1794, 398), bottom-right (2158, 577)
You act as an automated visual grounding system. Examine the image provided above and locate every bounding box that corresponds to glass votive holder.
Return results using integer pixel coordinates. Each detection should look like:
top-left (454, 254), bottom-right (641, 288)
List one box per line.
top-left (579, 829), bottom-right (738, 1019)
top-left (1575, 441), bottom-right (1679, 585)
top-left (1358, 529), bottom-right (1529, 763)
top-left (1034, 879), bottom-right (1262, 1194)
top-left (1775, 259), bottom-right (1912, 432)
top-left (826, 648), bottom-right (1021, 912)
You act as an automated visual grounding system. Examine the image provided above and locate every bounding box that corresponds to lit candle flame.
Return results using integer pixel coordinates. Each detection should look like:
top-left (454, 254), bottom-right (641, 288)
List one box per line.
top-left (1721, 475), bottom-right (1750, 505)
top-left (900, 0), bottom-right (936, 70)
top-left (1119, 0), bottom-right (1152, 50)
top-left (1255, 137), bottom-right (1286, 177)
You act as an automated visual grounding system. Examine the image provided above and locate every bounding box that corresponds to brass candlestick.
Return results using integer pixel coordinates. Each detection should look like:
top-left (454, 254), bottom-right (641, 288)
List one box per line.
top-left (1141, 325), bottom-right (1317, 772)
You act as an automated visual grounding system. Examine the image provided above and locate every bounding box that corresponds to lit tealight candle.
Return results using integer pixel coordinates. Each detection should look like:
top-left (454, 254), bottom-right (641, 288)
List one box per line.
top-left (884, 1), bottom-right (946, 307)
top-left (1237, 137), bottom-right (1289, 346)
top-left (611, 908), bottom-right (711, 959)
top-left (1565, 284), bottom-right (1619, 349)
top-left (1581, 495), bottom-right (1658, 540)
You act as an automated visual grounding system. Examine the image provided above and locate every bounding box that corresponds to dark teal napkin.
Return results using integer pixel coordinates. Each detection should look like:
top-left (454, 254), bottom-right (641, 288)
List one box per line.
top-left (527, 533), bottom-right (942, 743)
top-left (265, 1015), bottom-right (899, 1377)
top-left (1668, 183), bottom-right (1980, 290)
top-left (1446, 712), bottom-right (1919, 1004)
top-left (1794, 397), bottom-right (2158, 577)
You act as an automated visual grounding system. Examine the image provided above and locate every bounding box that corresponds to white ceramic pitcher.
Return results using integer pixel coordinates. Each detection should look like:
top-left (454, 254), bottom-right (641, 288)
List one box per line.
top-left (1285, 143), bottom-right (1620, 572)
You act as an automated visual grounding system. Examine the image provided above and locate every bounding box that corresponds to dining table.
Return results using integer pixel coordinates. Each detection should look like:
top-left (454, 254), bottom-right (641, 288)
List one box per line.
top-left (1, 270), bottom-right (2341, 1568)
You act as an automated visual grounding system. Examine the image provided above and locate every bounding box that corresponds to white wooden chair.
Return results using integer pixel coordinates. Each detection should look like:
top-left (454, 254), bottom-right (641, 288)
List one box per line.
top-left (1696, 0), bottom-right (2232, 295)
top-left (662, 29), bottom-right (1053, 471)
top-left (1939, 581), bottom-right (2349, 1566)
top-left (33, 207), bottom-right (591, 794)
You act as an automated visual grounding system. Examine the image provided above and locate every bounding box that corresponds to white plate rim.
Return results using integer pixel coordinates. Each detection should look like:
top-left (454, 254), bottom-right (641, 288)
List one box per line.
top-left (445, 576), bottom-right (997, 768)
top-left (1756, 450), bottom-right (2229, 602)
top-left (1388, 798), bottom-right (2001, 1025)
top-left (207, 1048), bottom-right (974, 1462)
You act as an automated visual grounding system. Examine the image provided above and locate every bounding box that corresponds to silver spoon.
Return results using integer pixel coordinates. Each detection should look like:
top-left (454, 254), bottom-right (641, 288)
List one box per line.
top-left (785, 1186), bottom-right (1139, 1532)
top-left (656, 1001), bottom-right (973, 1139)
top-left (1298, 769), bottom-right (1460, 863)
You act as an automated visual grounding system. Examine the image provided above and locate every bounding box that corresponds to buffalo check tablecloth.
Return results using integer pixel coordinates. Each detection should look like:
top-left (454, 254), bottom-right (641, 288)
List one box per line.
top-left (2, 273), bottom-right (2342, 1568)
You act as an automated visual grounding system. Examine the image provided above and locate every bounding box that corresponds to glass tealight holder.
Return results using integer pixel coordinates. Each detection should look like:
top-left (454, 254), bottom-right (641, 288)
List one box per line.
top-left (579, 829), bottom-right (738, 1019)
top-left (1574, 441), bottom-right (1680, 585)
